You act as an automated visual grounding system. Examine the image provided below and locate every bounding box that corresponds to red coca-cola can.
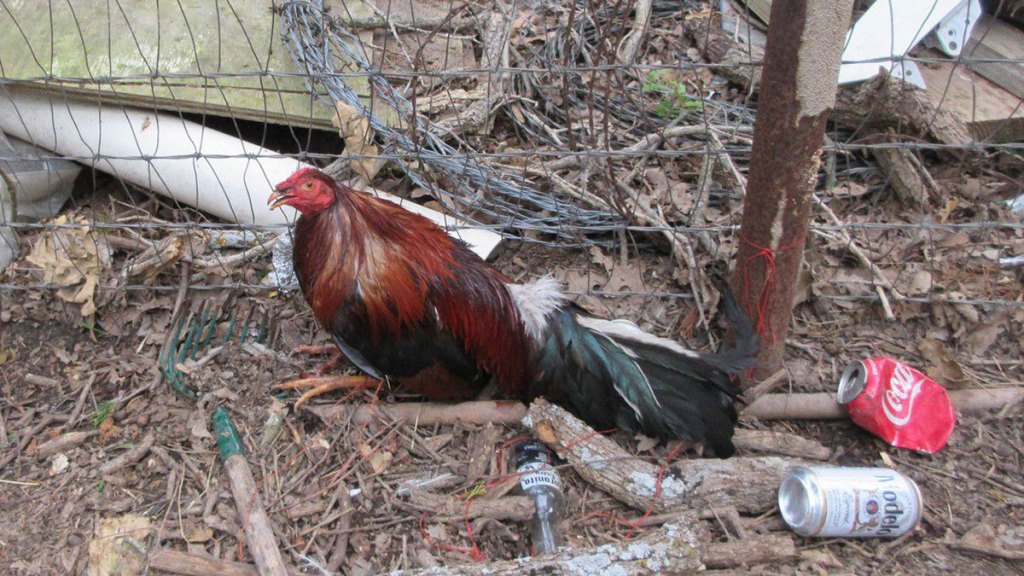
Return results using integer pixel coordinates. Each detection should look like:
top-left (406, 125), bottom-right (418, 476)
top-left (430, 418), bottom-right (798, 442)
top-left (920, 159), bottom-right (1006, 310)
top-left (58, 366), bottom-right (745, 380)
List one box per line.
top-left (837, 358), bottom-right (956, 454)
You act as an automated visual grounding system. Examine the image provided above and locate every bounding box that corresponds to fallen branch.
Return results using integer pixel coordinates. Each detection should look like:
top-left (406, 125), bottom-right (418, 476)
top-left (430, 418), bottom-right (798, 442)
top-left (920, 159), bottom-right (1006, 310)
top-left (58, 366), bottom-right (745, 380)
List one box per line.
top-left (390, 521), bottom-right (705, 575)
top-left (833, 74), bottom-right (974, 150)
top-left (702, 534), bottom-right (797, 569)
top-left (431, 6), bottom-right (513, 136)
top-left (744, 387), bottom-right (1024, 420)
top-left (526, 399), bottom-right (801, 514)
top-left (326, 481), bottom-right (354, 573)
top-left (616, 0), bottom-right (653, 64)
top-left (871, 132), bottom-right (936, 208)
top-left (148, 548), bottom-right (262, 576)
top-left (949, 523), bottom-right (1024, 560)
top-left (194, 237), bottom-right (278, 272)
top-left (0, 414), bottom-right (69, 471)
top-left (307, 383), bottom-right (1023, 431)
top-left (213, 408), bottom-right (289, 576)
top-left (684, 14), bottom-right (764, 92)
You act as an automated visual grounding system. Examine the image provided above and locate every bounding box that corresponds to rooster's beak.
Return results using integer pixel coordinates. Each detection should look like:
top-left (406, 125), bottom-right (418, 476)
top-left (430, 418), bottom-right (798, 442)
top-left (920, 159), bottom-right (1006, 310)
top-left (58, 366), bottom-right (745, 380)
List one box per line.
top-left (268, 185), bottom-right (293, 210)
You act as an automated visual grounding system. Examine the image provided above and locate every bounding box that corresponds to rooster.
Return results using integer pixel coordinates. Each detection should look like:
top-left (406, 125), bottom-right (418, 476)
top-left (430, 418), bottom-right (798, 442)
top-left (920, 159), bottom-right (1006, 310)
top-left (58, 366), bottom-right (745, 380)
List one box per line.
top-left (269, 168), bottom-right (756, 456)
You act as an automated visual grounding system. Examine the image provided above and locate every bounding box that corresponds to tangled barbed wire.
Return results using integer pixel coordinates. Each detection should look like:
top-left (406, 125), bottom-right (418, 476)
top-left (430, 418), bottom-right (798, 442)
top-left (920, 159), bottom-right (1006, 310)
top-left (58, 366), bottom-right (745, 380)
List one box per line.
top-left (279, 0), bottom-right (628, 244)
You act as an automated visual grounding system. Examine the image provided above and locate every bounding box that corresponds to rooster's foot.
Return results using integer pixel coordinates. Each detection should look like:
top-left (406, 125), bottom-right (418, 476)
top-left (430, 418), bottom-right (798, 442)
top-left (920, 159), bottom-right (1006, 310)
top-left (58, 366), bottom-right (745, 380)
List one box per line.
top-left (274, 375), bottom-right (379, 411)
top-left (291, 344), bottom-right (345, 375)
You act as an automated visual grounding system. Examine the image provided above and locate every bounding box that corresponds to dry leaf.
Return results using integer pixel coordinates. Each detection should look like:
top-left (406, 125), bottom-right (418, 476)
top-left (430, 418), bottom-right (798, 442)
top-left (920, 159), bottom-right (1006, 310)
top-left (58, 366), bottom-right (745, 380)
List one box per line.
top-left (180, 521), bottom-right (214, 543)
top-left (0, 346), bottom-right (14, 366)
top-left (49, 453), bottom-right (70, 476)
top-left (358, 443), bottom-right (393, 474)
top-left (98, 418), bottom-right (121, 443)
top-left (332, 101), bottom-right (381, 181)
top-left (953, 523), bottom-right (1024, 560)
top-left (903, 270), bottom-right (932, 297)
top-left (535, 420), bottom-right (558, 446)
top-left (187, 411), bottom-right (212, 440)
top-left (26, 215), bottom-right (112, 316)
top-left (917, 338), bottom-right (967, 387)
top-left (964, 323), bottom-right (1004, 356)
top-left (634, 434), bottom-right (658, 453)
top-left (588, 246), bottom-right (615, 275)
top-left (88, 514), bottom-right (152, 576)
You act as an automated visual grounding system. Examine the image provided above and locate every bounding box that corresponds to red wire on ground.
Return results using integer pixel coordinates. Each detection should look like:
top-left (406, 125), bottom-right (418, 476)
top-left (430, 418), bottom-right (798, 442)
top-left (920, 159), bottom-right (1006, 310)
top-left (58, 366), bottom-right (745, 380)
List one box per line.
top-left (578, 442), bottom-right (686, 539)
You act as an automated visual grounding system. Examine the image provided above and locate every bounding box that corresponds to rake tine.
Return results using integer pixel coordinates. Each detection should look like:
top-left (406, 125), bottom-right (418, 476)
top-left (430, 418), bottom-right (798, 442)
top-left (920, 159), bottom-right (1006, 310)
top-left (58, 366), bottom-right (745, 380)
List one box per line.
top-left (180, 301), bottom-right (208, 364)
top-left (239, 305), bottom-right (256, 344)
top-left (198, 302), bottom-right (220, 353)
top-left (161, 313), bottom-right (188, 379)
top-left (264, 310), bottom-right (277, 347)
top-left (252, 307), bottom-right (270, 344)
top-left (223, 307), bottom-right (239, 343)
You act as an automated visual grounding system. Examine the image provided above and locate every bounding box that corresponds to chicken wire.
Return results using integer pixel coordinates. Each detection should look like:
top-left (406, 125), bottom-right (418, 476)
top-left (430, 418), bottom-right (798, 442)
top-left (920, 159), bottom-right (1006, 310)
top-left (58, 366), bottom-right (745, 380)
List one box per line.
top-left (0, 0), bottom-right (1019, 317)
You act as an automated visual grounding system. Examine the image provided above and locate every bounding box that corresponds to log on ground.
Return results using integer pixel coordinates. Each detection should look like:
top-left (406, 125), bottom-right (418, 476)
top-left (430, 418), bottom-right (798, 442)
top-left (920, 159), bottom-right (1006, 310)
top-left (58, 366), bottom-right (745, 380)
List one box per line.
top-left (525, 399), bottom-right (805, 515)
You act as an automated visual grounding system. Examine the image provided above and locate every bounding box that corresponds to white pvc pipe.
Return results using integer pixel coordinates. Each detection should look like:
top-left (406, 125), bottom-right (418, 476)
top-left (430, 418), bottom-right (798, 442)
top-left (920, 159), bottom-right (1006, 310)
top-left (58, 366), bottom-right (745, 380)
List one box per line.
top-left (0, 89), bottom-right (501, 258)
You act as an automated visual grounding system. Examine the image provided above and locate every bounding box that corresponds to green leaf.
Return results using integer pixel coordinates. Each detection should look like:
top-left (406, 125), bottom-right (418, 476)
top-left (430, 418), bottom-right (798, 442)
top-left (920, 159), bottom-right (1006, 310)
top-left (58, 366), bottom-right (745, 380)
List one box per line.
top-left (92, 400), bottom-right (117, 428)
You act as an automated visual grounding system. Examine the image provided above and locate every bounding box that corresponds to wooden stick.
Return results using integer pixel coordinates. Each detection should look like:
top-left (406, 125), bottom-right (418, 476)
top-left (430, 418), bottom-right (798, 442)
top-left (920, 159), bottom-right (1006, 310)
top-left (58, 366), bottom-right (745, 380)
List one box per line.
top-left (306, 385), bottom-right (1024, 429)
top-left (213, 408), bottom-right (289, 576)
top-left (527, 400), bottom-right (801, 514)
top-left (742, 368), bottom-right (787, 404)
top-left (148, 548), bottom-right (262, 576)
top-left (404, 492), bottom-right (535, 522)
top-left (732, 429), bottom-right (831, 460)
top-left (306, 400), bottom-right (528, 427)
top-left (326, 481), bottom-right (353, 573)
top-left (98, 432), bottom-right (155, 476)
top-left (0, 414), bottom-right (67, 470)
top-left (148, 549), bottom-right (306, 576)
top-left (33, 430), bottom-right (98, 458)
top-left (745, 387), bottom-right (1024, 420)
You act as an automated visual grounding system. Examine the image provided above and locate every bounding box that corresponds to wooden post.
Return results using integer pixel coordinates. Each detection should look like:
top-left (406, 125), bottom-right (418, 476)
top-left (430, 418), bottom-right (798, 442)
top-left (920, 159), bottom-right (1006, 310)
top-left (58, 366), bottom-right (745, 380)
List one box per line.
top-left (731, 0), bottom-right (855, 380)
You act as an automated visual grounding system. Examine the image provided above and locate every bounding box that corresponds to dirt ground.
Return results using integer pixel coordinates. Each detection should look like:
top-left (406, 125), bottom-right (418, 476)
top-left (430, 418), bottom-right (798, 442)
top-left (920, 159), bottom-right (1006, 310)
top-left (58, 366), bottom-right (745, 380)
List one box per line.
top-left (4, 1), bottom-right (1024, 571)
top-left (1, 215), bottom-right (1022, 575)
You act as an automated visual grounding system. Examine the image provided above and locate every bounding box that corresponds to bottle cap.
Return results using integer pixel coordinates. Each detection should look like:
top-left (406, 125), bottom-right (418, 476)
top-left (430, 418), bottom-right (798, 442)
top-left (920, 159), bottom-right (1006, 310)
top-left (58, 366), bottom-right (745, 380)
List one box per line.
top-left (510, 439), bottom-right (553, 470)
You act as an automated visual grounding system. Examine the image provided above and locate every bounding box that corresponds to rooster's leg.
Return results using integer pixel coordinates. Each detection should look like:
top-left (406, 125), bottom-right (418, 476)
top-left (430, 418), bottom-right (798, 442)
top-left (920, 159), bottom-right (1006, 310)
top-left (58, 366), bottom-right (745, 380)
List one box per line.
top-left (291, 344), bottom-right (345, 375)
top-left (274, 375), bottom-right (379, 410)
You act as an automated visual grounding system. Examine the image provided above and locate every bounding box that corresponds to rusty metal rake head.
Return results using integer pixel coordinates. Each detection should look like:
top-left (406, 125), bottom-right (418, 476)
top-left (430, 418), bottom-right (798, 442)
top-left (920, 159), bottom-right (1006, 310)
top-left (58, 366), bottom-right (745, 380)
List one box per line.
top-left (159, 301), bottom-right (273, 399)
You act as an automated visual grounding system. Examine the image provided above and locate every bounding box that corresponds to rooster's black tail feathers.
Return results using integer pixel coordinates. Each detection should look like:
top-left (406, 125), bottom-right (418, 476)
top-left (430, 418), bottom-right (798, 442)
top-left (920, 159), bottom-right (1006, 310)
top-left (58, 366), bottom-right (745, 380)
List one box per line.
top-left (535, 288), bottom-right (757, 457)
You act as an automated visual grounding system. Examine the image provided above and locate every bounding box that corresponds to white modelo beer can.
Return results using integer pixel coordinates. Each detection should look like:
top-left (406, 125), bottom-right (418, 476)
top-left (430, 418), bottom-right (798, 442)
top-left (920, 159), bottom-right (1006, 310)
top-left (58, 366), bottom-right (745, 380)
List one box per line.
top-left (778, 466), bottom-right (922, 538)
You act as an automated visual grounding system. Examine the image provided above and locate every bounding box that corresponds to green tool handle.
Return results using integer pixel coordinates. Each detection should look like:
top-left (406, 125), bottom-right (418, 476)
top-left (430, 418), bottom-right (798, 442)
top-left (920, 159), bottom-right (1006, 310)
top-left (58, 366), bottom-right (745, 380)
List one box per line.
top-left (214, 406), bottom-right (245, 459)
top-left (212, 406), bottom-right (288, 575)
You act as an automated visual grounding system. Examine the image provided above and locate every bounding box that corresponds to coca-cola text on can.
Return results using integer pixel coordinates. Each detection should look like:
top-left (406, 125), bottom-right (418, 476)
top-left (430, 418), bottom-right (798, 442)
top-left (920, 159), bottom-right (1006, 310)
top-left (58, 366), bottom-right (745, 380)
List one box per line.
top-left (837, 358), bottom-right (956, 454)
top-left (778, 466), bottom-right (922, 538)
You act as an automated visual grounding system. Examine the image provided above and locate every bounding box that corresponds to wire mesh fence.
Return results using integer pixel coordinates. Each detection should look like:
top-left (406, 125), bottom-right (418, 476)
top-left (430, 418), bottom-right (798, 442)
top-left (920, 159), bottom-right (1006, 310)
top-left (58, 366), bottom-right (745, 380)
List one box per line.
top-left (2, 1), bottom-right (1024, 572)
top-left (0, 0), bottom-right (1021, 319)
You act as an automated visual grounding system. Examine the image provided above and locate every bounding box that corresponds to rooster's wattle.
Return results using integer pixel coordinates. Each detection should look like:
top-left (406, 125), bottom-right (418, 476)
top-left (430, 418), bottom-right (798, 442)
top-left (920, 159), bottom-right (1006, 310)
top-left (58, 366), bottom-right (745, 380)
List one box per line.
top-left (269, 168), bottom-right (756, 456)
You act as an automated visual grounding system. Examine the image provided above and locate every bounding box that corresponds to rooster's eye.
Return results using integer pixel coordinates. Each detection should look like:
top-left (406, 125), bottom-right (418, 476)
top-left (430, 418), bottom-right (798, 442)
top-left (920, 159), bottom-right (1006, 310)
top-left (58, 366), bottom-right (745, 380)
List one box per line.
top-left (304, 181), bottom-right (314, 189)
